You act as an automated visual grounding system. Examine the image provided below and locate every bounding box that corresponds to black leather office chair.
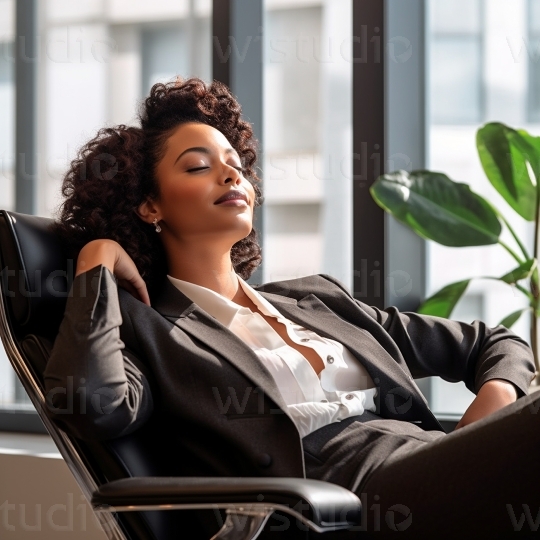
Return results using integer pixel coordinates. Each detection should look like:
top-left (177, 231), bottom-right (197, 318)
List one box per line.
top-left (0, 209), bottom-right (363, 540)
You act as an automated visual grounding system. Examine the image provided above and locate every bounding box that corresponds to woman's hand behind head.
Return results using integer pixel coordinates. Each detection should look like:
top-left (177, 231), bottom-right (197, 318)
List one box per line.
top-left (75, 239), bottom-right (151, 306)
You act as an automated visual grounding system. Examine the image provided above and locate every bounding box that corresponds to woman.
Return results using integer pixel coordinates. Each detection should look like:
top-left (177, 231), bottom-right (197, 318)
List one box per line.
top-left (44, 77), bottom-right (539, 538)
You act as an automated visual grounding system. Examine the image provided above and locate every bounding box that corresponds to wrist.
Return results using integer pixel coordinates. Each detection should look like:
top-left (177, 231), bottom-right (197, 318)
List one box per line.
top-left (455, 378), bottom-right (518, 430)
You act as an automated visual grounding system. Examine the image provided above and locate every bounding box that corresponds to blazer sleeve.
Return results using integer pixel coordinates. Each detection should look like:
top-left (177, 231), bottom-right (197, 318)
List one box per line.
top-left (43, 263), bottom-right (154, 441)
top-left (320, 274), bottom-right (536, 398)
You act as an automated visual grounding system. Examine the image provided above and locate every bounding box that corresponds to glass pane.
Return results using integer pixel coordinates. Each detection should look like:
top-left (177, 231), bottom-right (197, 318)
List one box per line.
top-left (141, 15), bottom-right (211, 94)
top-left (529, 0), bottom-right (540, 34)
top-left (45, 23), bottom-right (110, 178)
top-left (263, 0), bottom-right (353, 288)
top-left (430, 37), bottom-right (482, 124)
top-left (0, 0), bottom-right (14, 208)
top-left (0, 0), bottom-right (17, 411)
top-left (0, 0), bottom-right (212, 413)
top-left (0, 41), bottom-right (14, 208)
top-left (427, 1), bottom-right (534, 413)
top-left (142, 25), bottom-right (189, 94)
top-left (528, 0), bottom-right (540, 111)
top-left (528, 37), bottom-right (540, 122)
top-left (264, 6), bottom-right (322, 153)
top-left (429, 0), bottom-right (481, 34)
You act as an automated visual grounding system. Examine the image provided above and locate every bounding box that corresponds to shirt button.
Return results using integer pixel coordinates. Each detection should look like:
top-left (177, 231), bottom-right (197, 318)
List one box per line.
top-left (300, 338), bottom-right (310, 342)
top-left (327, 355), bottom-right (334, 364)
top-left (345, 394), bottom-right (354, 400)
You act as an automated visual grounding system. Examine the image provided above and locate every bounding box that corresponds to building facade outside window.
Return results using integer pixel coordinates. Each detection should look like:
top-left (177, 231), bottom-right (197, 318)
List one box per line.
top-left (429, 0), bottom-right (484, 125)
top-left (527, 0), bottom-right (540, 123)
top-left (0, 0), bottom-right (17, 410)
top-left (0, 0), bottom-right (355, 420)
top-left (0, 0), bottom-right (214, 414)
top-left (262, 0), bottom-right (353, 288)
top-left (3, 0), bottom-right (535, 423)
top-left (427, 0), bottom-right (535, 414)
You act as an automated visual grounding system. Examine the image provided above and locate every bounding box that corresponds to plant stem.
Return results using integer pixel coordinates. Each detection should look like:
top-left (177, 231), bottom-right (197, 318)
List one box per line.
top-left (531, 176), bottom-right (540, 385)
top-left (516, 283), bottom-right (535, 301)
top-left (498, 240), bottom-right (524, 264)
top-left (531, 310), bottom-right (539, 386)
top-left (499, 213), bottom-right (530, 261)
top-left (476, 276), bottom-right (534, 301)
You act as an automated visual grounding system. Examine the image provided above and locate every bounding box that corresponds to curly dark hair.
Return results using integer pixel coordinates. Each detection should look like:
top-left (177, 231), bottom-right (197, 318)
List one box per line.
top-left (52, 76), bottom-right (263, 297)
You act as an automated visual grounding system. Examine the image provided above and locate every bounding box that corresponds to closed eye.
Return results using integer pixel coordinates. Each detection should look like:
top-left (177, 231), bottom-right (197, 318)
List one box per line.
top-left (187, 165), bottom-right (244, 173)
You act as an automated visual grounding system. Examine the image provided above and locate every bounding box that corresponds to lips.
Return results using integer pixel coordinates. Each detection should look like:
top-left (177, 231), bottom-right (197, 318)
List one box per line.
top-left (214, 190), bottom-right (248, 205)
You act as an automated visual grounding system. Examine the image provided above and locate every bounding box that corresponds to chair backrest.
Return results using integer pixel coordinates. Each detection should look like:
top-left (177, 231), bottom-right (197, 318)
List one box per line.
top-left (0, 211), bottom-right (71, 341)
top-left (0, 210), bottom-right (217, 540)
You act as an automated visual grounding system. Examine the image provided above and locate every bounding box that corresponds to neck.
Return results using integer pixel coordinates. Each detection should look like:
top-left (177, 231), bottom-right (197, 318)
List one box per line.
top-left (165, 240), bottom-right (240, 300)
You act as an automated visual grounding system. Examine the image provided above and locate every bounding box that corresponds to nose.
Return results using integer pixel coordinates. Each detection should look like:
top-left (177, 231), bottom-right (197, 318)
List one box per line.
top-left (220, 163), bottom-right (242, 185)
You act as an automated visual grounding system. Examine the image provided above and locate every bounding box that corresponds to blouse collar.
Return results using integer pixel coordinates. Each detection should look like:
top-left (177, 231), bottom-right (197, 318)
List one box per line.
top-left (166, 273), bottom-right (284, 328)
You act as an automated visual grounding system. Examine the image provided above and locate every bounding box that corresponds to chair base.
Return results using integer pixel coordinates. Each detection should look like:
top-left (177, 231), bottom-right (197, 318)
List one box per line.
top-left (210, 509), bottom-right (273, 540)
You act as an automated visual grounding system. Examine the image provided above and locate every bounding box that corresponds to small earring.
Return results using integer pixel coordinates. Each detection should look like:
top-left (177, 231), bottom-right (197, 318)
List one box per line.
top-left (152, 218), bottom-right (161, 233)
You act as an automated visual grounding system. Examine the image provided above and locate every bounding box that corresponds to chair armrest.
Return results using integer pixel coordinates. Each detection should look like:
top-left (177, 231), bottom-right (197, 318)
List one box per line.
top-left (91, 476), bottom-right (362, 532)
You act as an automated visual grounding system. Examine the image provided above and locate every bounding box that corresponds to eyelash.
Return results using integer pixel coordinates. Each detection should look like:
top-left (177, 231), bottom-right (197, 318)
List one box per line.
top-left (187, 166), bottom-right (244, 173)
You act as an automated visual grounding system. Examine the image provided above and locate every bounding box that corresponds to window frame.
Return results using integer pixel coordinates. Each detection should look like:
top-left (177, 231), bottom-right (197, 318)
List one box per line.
top-left (1, 0), bottom-right (453, 432)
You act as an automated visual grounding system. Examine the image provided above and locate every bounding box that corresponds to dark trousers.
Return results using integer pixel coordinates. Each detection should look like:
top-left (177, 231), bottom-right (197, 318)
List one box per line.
top-left (302, 390), bottom-right (540, 539)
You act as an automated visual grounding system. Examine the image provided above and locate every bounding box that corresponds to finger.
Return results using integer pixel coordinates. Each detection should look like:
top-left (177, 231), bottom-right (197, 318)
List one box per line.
top-left (117, 279), bottom-right (137, 298)
top-left (126, 276), bottom-right (151, 307)
top-left (132, 281), bottom-right (151, 306)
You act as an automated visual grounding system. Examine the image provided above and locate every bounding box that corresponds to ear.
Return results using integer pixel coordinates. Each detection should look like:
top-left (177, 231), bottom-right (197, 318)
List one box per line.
top-left (136, 197), bottom-right (161, 225)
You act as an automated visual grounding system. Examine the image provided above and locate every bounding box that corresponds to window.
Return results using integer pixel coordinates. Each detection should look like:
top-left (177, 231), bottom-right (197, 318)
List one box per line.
top-left (427, 0), bottom-right (532, 415)
top-left (0, 0), bottom-right (14, 210)
top-left (429, 0), bottom-right (483, 125)
top-left (263, 0), bottom-right (353, 288)
top-left (141, 16), bottom-right (210, 95)
top-left (527, 0), bottom-right (540, 123)
top-left (0, 42), bottom-right (14, 194)
top-left (0, 0), bottom-right (19, 415)
top-left (0, 0), bottom-right (212, 430)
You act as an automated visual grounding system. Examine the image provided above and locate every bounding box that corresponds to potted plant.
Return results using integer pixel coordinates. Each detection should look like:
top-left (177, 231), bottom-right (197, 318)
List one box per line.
top-left (370, 122), bottom-right (540, 387)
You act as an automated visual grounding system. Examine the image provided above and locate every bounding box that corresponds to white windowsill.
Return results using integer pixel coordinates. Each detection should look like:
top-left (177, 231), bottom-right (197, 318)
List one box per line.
top-left (0, 432), bottom-right (60, 458)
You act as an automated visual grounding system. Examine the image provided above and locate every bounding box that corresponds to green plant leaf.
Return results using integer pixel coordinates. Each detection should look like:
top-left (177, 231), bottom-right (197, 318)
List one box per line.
top-left (370, 170), bottom-right (501, 246)
top-left (517, 128), bottom-right (540, 180)
top-left (417, 279), bottom-right (470, 318)
top-left (477, 122), bottom-right (538, 221)
top-left (498, 259), bottom-right (537, 284)
top-left (498, 309), bottom-right (528, 329)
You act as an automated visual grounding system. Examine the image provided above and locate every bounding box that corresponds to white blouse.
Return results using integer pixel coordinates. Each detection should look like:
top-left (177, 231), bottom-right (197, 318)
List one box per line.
top-left (167, 273), bottom-right (378, 438)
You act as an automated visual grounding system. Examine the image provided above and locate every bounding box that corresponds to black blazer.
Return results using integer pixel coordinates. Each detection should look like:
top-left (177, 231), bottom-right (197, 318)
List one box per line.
top-left (43, 264), bottom-right (536, 479)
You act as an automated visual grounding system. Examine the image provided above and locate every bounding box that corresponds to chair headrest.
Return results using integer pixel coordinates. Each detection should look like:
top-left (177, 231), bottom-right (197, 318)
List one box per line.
top-left (0, 210), bottom-right (73, 341)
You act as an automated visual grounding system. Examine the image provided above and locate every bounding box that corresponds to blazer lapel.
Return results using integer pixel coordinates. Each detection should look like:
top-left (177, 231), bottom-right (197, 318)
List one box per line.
top-left (258, 291), bottom-right (403, 385)
top-left (151, 279), bottom-right (291, 417)
top-left (152, 279), bottom-right (441, 429)
top-left (258, 291), bottom-right (441, 428)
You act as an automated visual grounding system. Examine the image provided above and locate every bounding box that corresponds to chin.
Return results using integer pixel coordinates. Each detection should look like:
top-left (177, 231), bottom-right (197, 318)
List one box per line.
top-left (231, 224), bottom-right (253, 244)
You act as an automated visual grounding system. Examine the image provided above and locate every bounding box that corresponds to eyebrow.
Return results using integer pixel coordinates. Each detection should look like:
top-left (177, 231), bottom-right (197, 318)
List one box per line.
top-left (174, 146), bottom-right (239, 165)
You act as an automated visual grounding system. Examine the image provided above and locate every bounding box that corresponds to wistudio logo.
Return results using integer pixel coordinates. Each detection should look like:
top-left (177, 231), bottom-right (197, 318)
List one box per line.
top-left (507, 504), bottom-right (540, 532)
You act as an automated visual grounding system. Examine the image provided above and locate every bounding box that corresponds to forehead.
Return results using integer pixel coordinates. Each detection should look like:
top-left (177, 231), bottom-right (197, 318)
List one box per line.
top-left (165, 122), bottom-right (237, 155)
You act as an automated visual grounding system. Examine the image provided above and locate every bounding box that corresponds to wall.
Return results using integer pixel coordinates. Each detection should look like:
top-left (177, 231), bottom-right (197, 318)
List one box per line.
top-left (0, 434), bottom-right (107, 539)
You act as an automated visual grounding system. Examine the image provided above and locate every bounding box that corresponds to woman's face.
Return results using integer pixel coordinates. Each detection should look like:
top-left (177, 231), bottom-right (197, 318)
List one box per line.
top-left (144, 122), bottom-right (256, 247)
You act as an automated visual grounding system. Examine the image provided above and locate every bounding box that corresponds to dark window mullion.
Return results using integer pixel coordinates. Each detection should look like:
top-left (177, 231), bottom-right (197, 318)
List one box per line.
top-left (212, 0), bottom-right (264, 285)
top-left (352, 1), bottom-right (385, 307)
